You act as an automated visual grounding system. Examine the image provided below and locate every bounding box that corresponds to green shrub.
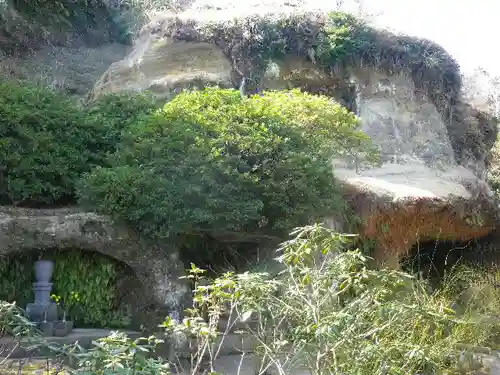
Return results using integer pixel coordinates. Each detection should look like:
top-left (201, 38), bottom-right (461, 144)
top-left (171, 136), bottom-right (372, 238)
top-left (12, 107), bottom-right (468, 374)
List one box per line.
top-left (38, 331), bottom-right (169, 375)
top-left (83, 91), bottom-right (158, 166)
top-left (0, 82), bottom-right (89, 205)
top-left (316, 11), bottom-right (377, 66)
top-left (0, 82), bottom-right (157, 206)
top-left (162, 225), bottom-right (496, 375)
top-left (78, 88), bottom-right (379, 243)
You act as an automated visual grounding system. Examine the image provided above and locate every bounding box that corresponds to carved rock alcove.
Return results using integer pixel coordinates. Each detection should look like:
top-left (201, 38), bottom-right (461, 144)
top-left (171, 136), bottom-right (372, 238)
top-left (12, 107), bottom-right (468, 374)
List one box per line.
top-left (0, 247), bottom-right (149, 332)
top-left (0, 207), bottom-right (190, 322)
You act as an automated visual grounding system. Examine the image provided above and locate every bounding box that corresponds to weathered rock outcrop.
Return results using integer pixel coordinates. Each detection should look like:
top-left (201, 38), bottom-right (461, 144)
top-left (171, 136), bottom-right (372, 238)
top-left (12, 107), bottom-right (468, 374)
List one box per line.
top-left (334, 68), bottom-right (497, 267)
top-left (1, 44), bottom-right (130, 95)
top-left (90, 0), bottom-right (499, 267)
top-left (0, 206), bottom-right (189, 315)
top-left (91, 40), bottom-right (234, 101)
top-left (0, 1), bottom-right (131, 95)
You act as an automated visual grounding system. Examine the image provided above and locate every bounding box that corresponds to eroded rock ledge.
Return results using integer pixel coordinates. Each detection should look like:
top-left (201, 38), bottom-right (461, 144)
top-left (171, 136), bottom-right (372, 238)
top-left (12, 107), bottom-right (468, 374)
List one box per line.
top-left (0, 206), bottom-right (189, 314)
top-left (343, 179), bottom-right (499, 268)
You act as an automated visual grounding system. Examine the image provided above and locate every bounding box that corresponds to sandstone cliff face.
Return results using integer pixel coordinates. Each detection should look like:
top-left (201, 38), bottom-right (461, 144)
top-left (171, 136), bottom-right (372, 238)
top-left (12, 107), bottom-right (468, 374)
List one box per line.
top-left (91, 40), bottom-right (234, 101)
top-left (90, 0), bottom-right (499, 267)
top-left (334, 68), bottom-right (496, 266)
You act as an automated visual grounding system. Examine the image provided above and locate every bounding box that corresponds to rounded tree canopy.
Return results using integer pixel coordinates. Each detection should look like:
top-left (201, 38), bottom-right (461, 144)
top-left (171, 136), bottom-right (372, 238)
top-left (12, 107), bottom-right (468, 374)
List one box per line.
top-left (78, 88), bottom-right (379, 241)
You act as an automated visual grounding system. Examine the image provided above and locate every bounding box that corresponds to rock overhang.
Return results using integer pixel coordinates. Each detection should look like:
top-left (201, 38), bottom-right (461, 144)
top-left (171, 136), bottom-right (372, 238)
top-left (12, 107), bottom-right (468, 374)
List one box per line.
top-left (343, 181), bottom-right (498, 268)
top-left (90, 3), bottom-right (497, 166)
top-left (89, 0), bottom-right (500, 267)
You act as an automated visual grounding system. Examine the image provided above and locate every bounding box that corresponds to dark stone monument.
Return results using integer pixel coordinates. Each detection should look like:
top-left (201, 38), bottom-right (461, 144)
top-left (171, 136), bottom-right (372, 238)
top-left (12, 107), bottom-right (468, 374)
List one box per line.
top-left (26, 259), bottom-right (73, 336)
top-left (26, 260), bottom-right (58, 323)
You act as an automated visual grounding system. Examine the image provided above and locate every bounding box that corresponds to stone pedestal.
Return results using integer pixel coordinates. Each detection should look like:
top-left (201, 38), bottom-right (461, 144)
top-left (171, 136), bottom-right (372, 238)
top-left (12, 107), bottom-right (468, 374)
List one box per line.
top-left (25, 260), bottom-right (73, 336)
top-left (26, 302), bottom-right (58, 322)
top-left (26, 281), bottom-right (58, 322)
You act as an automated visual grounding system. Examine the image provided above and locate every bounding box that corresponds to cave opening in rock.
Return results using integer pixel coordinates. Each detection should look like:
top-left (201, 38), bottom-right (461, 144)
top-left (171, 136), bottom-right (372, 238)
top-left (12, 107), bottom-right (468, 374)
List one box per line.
top-left (401, 239), bottom-right (471, 281)
top-left (401, 235), bottom-right (497, 282)
top-left (178, 233), bottom-right (279, 277)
